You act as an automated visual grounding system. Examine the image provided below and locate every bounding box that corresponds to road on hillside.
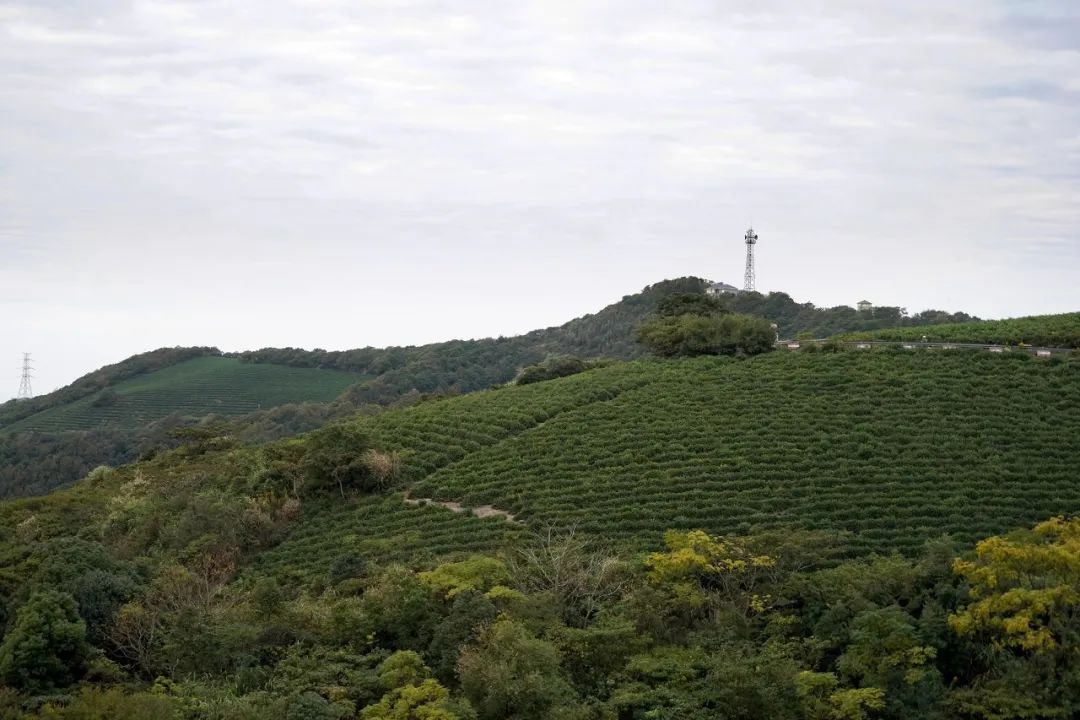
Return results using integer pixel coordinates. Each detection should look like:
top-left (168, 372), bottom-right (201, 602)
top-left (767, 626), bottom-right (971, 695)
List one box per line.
top-left (776, 340), bottom-right (1074, 357)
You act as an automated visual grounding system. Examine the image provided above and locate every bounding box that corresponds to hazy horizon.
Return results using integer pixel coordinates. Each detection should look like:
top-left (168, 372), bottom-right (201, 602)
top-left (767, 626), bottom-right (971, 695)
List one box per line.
top-left (4, 1), bottom-right (1079, 397)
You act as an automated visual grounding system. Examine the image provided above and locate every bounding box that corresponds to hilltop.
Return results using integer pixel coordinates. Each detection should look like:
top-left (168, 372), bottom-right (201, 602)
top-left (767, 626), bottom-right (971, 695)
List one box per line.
top-left (0, 279), bottom-right (976, 498)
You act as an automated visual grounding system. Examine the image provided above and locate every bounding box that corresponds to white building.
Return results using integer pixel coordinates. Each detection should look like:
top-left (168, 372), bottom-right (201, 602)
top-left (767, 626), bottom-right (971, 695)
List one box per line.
top-left (706, 281), bottom-right (741, 297)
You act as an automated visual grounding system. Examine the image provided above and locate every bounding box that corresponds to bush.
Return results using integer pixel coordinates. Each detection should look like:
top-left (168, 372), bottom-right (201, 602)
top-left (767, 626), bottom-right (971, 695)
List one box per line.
top-left (515, 356), bottom-right (593, 386)
top-left (0, 590), bottom-right (91, 694)
top-left (635, 313), bottom-right (775, 357)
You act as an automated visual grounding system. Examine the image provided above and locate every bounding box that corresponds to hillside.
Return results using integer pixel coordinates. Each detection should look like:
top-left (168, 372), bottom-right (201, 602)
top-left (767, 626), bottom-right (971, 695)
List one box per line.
top-left (3, 349), bottom-right (1080, 717)
top-left (835, 312), bottom-right (1080, 347)
top-left (310, 349), bottom-right (1080, 560)
top-left (4, 356), bottom-right (364, 434)
top-left (0, 280), bottom-right (982, 499)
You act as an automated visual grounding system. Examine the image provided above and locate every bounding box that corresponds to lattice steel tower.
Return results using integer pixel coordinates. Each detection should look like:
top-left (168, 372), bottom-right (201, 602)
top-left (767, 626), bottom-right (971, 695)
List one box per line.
top-left (17, 353), bottom-right (33, 400)
top-left (743, 226), bottom-right (758, 292)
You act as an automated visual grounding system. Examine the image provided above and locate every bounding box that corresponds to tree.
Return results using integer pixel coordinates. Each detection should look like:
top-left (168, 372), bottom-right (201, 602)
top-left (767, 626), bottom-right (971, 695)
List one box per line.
top-left (835, 607), bottom-right (941, 716)
top-left (457, 618), bottom-right (575, 720)
top-left (646, 529), bottom-right (777, 620)
top-left (950, 516), bottom-right (1080, 653)
top-left (361, 652), bottom-right (465, 720)
top-left (301, 422), bottom-right (389, 496)
top-left (0, 590), bottom-right (91, 694)
top-left (635, 313), bottom-right (775, 357)
top-left (657, 293), bottom-right (728, 318)
top-left (948, 517), bottom-right (1080, 714)
top-left (508, 526), bottom-right (630, 625)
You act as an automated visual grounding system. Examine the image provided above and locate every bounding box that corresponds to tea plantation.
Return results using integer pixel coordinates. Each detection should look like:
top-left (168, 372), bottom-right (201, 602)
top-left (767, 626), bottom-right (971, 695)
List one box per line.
top-left (342, 349), bottom-right (1080, 558)
top-left (4, 356), bottom-right (364, 433)
top-left (836, 311), bottom-right (1080, 347)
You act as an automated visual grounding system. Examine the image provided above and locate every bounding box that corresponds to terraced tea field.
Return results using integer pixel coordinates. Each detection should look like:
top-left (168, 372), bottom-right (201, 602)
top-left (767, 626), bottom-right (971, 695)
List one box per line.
top-left (356, 350), bottom-right (1080, 557)
top-left (251, 494), bottom-right (526, 580)
top-left (5, 356), bottom-right (365, 433)
top-left (837, 311), bottom-right (1080, 348)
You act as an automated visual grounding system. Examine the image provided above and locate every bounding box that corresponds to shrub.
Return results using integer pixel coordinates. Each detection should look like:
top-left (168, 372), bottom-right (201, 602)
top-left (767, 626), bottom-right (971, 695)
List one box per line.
top-left (0, 590), bottom-right (91, 694)
top-left (635, 313), bottom-right (775, 357)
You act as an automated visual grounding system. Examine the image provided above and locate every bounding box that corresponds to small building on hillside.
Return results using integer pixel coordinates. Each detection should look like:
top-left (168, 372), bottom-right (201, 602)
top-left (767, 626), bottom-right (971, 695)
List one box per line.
top-left (857, 300), bottom-right (873, 312)
top-left (706, 281), bottom-right (741, 297)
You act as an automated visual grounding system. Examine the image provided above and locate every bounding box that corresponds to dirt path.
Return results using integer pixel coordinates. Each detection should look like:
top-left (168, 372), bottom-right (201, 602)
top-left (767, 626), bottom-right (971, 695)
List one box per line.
top-left (404, 495), bottom-right (519, 523)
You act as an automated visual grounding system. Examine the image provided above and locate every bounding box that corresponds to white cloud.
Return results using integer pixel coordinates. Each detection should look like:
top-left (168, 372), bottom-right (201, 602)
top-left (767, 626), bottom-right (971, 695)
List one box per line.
top-left (1, 0), bottom-right (1078, 394)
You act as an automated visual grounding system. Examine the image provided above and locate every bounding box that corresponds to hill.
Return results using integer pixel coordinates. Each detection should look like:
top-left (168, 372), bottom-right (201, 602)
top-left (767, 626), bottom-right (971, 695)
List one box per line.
top-left (3, 349), bottom-right (1080, 717)
top-left (0, 279), bottom-right (979, 499)
top-left (4, 356), bottom-right (364, 434)
top-left (835, 311), bottom-right (1080, 347)
top-left (307, 349), bottom-right (1080, 561)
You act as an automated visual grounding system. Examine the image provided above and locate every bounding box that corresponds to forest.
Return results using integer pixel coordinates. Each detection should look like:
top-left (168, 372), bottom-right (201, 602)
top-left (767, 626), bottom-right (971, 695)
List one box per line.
top-left (1, 403), bottom-right (1079, 718)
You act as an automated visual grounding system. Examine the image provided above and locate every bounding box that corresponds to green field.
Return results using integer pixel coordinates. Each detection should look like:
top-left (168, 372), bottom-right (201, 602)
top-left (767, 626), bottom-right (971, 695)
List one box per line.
top-left (342, 350), bottom-right (1080, 558)
top-left (5, 356), bottom-right (364, 433)
top-left (836, 311), bottom-right (1080, 347)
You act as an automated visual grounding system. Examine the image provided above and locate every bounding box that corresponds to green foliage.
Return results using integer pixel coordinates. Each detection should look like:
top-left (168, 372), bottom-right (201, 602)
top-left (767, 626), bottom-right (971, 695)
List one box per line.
top-left (0, 347), bottom-right (220, 430)
top-left (300, 422), bottom-right (383, 496)
top-left (646, 529), bottom-right (777, 616)
top-left (361, 678), bottom-right (463, 720)
top-left (5, 356), bottom-right (362, 436)
top-left (457, 617), bottom-right (574, 720)
top-left (419, 557), bottom-right (510, 599)
top-left (25, 687), bottom-right (182, 719)
top-left (725, 291), bottom-right (976, 339)
top-left (0, 590), bottom-right (91, 694)
top-left (286, 691), bottom-right (351, 720)
top-left (515, 356), bottom-right (605, 386)
top-left (657, 293), bottom-right (729, 317)
top-left (635, 313), bottom-right (775, 357)
top-left (836, 312), bottom-right (1080, 348)
top-left (410, 352), bottom-right (1080, 557)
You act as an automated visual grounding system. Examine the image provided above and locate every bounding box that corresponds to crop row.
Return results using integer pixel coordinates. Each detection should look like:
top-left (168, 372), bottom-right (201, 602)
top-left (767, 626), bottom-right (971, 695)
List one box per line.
top-left (9, 357), bottom-right (362, 433)
top-left (250, 495), bottom-right (524, 581)
top-left (836, 312), bottom-right (1080, 347)
top-left (404, 352), bottom-right (1080, 556)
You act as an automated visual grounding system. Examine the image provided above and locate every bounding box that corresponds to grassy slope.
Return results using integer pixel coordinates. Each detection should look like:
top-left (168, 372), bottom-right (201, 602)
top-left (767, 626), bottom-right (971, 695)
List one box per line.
top-left (836, 312), bottom-right (1080, 347)
top-left (5, 356), bottom-right (365, 433)
top-left (5, 349), bottom-right (1080, 587)
top-left (253, 350), bottom-right (1080, 578)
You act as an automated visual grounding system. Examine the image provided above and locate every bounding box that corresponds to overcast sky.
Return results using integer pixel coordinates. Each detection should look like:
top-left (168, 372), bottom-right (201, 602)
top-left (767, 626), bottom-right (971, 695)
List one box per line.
top-left (2, 1), bottom-right (1079, 396)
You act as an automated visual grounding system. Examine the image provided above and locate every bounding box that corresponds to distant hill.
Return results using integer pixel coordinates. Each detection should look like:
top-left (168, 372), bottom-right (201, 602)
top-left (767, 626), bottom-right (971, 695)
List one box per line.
top-left (835, 312), bottom-right (1080, 348)
top-left (0, 278), bottom-right (979, 498)
top-left (4, 356), bottom-right (364, 434)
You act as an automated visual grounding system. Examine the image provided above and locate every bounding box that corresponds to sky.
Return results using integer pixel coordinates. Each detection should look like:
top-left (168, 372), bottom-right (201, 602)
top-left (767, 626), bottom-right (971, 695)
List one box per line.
top-left (2, 1), bottom-right (1079, 397)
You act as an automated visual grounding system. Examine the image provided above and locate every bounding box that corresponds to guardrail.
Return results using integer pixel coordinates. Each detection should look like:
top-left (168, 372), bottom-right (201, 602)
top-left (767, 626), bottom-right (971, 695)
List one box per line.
top-left (775, 340), bottom-right (1074, 357)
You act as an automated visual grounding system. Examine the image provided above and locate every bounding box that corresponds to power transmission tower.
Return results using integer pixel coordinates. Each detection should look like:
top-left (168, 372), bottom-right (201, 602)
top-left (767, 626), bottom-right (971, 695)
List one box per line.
top-left (743, 226), bottom-right (758, 292)
top-left (17, 353), bottom-right (33, 400)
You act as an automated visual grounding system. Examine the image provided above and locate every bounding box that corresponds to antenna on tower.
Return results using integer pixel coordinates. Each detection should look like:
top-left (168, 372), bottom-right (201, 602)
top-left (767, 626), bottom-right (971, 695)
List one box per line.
top-left (17, 353), bottom-right (34, 401)
top-left (743, 226), bottom-right (758, 292)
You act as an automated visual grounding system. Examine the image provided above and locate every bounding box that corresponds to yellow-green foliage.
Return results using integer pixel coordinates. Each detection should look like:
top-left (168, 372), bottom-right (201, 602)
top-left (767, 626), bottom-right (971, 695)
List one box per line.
top-left (419, 557), bottom-right (510, 599)
top-left (794, 672), bottom-right (886, 720)
top-left (950, 516), bottom-right (1080, 652)
top-left (646, 529), bottom-right (775, 613)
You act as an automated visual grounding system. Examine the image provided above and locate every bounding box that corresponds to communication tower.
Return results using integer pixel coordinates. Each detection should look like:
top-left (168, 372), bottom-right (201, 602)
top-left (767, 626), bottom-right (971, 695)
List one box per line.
top-left (17, 353), bottom-right (33, 401)
top-left (743, 226), bottom-right (758, 292)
